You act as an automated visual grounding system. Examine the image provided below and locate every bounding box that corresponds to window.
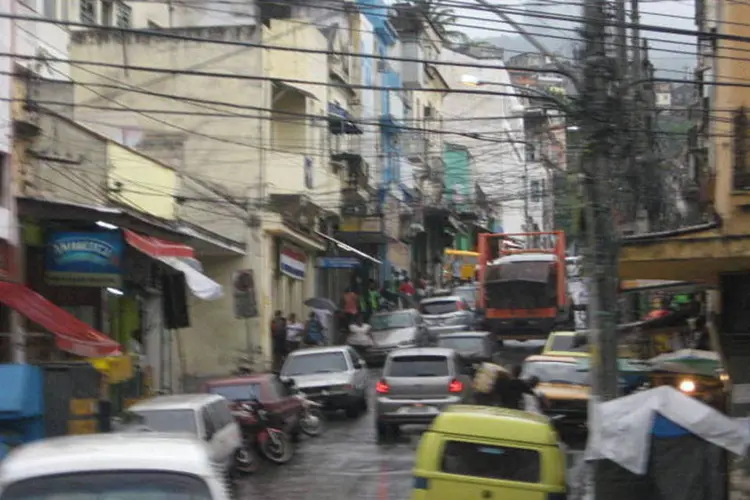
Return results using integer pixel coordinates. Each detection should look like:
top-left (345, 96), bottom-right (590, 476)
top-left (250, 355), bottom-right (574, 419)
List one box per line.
top-left (101, 1), bottom-right (113, 25)
top-left (530, 180), bottom-right (542, 202)
top-left (43, 0), bottom-right (56, 19)
top-left (207, 383), bottom-right (262, 401)
top-left (208, 400), bottom-right (232, 430)
top-left (419, 300), bottom-right (459, 315)
top-left (442, 441), bottom-right (540, 483)
top-left (370, 311), bottom-right (415, 331)
top-left (0, 471), bottom-right (214, 500)
top-left (80, 0), bottom-right (95, 23)
top-left (116, 2), bottom-right (132, 28)
top-left (201, 408), bottom-right (214, 437)
top-left (521, 361), bottom-right (590, 386)
top-left (282, 352), bottom-right (349, 376)
top-left (131, 409), bottom-right (198, 435)
top-left (387, 355), bottom-right (449, 377)
top-left (438, 336), bottom-right (486, 353)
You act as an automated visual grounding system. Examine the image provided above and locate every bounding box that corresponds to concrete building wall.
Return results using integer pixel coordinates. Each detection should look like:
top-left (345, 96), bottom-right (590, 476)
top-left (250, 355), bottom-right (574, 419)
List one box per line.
top-left (440, 49), bottom-right (527, 233)
top-left (13, 0), bottom-right (70, 80)
top-left (0, 0), bottom-right (10, 154)
top-left (69, 26), bottom-right (273, 377)
top-left (24, 109), bottom-right (108, 205)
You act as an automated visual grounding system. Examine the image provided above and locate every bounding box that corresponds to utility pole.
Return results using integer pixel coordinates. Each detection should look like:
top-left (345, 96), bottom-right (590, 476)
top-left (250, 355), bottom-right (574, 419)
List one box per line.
top-left (580, 0), bottom-right (622, 492)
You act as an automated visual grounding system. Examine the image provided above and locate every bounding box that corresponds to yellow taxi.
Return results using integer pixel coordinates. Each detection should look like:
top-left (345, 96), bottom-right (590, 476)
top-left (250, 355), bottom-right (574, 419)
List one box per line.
top-left (543, 331), bottom-right (589, 358)
top-left (412, 405), bottom-right (567, 500)
top-left (522, 355), bottom-right (589, 429)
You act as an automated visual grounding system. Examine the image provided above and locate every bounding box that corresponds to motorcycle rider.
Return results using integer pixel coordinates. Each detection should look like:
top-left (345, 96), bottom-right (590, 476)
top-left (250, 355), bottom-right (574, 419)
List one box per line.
top-left (495, 365), bottom-right (537, 410)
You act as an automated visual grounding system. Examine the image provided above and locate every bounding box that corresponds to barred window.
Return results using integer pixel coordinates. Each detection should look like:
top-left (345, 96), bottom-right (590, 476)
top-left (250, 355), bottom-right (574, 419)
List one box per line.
top-left (733, 107), bottom-right (750, 189)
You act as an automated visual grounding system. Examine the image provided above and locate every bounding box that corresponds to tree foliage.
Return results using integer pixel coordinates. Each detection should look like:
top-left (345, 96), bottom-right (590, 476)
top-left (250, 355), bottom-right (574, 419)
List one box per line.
top-left (411, 0), bottom-right (470, 45)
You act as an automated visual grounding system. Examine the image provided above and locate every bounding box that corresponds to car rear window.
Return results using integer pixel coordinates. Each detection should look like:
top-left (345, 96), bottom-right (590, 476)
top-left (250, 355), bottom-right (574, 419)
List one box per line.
top-left (549, 335), bottom-right (575, 352)
top-left (387, 355), bottom-right (449, 377)
top-left (207, 383), bottom-right (262, 401)
top-left (441, 441), bottom-right (540, 483)
top-left (0, 471), bottom-right (213, 500)
top-left (420, 300), bottom-right (459, 315)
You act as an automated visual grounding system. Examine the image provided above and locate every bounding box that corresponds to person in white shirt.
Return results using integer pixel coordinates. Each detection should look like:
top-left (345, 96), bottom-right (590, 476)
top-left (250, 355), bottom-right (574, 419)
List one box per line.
top-left (346, 314), bottom-right (375, 354)
top-left (286, 313), bottom-right (305, 352)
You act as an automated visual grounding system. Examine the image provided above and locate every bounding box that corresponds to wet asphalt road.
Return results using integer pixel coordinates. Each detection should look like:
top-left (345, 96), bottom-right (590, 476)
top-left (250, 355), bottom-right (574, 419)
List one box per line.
top-left (237, 341), bottom-right (585, 500)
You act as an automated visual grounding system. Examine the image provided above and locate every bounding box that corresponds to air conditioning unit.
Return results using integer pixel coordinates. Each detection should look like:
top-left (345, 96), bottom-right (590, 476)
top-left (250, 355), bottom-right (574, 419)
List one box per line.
top-left (377, 60), bottom-right (388, 73)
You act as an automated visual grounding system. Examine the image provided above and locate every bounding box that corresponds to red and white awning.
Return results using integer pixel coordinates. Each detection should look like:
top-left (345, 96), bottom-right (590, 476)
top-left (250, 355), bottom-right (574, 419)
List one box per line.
top-left (0, 282), bottom-right (122, 357)
top-left (124, 230), bottom-right (223, 301)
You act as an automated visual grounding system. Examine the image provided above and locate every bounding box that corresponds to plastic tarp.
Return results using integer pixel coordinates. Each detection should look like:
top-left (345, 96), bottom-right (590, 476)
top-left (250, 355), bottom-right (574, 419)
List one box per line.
top-left (585, 385), bottom-right (750, 474)
top-left (158, 256), bottom-right (223, 301)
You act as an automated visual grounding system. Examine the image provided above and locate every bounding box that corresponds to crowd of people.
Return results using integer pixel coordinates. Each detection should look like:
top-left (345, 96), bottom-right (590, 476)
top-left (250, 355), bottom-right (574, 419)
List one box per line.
top-left (270, 310), bottom-right (328, 370)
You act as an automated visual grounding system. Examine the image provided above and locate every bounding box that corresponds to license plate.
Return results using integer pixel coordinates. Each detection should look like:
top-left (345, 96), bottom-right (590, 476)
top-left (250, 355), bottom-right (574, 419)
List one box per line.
top-left (398, 404), bottom-right (436, 414)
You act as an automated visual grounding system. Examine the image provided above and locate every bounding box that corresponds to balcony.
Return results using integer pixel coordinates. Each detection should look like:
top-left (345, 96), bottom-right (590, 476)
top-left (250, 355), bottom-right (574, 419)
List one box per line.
top-left (328, 102), bottom-right (362, 135)
top-left (268, 193), bottom-right (323, 237)
top-left (404, 131), bottom-right (430, 164)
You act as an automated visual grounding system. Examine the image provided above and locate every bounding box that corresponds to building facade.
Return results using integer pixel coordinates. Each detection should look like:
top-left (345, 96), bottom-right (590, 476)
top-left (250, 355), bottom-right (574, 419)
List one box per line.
top-left (68, 21), bottom-right (339, 378)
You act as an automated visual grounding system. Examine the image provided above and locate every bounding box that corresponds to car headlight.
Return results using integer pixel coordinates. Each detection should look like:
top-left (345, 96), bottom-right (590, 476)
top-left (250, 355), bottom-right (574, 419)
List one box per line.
top-left (679, 379), bottom-right (696, 394)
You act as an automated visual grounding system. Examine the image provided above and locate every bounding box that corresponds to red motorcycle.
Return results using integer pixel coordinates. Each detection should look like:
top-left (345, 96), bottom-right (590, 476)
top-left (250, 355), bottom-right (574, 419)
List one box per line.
top-left (231, 397), bottom-right (294, 472)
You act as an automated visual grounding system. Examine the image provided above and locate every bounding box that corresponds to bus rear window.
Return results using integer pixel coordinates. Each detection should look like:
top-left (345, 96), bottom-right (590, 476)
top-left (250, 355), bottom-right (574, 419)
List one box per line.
top-left (441, 441), bottom-right (540, 483)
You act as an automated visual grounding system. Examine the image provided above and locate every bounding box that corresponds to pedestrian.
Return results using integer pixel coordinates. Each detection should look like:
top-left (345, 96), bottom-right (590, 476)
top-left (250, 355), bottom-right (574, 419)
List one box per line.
top-left (286, 313), bottom-right (305, 353)
top-left (360, 279), bottom-right (381, 322)
top-left (346, 314), bottom-right (375, 357)
top-left (270, 310), bottom-right (288, 371)
top-left (342, 287), bottom-right (359, 330)
top-left (494, 365), bottom-right (536, 410)
top-left (304, 312), bottom-right (325, 346)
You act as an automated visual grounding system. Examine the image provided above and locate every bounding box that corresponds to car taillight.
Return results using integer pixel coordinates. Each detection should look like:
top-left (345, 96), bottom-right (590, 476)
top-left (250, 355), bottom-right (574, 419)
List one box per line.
top-left (449, 379), bottom-right (463, 392)
top-left (375, 380), bottom-right (390, 394)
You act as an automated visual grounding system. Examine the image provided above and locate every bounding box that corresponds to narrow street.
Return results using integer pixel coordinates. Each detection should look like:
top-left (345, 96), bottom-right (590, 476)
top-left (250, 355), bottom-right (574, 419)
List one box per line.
top-left (238, 344), bottom-right (587, 500)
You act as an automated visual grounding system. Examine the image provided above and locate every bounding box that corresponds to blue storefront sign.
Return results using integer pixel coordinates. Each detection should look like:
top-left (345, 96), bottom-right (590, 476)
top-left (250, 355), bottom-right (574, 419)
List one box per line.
top-left (45, 231), bottom-right (124, 287)
top-left (316, 257), bottom-right (361, 269)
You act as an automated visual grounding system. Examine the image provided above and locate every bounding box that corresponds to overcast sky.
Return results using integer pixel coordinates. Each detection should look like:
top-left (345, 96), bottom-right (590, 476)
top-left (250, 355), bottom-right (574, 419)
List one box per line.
top-left (448, 0), bottom-right (695, 76)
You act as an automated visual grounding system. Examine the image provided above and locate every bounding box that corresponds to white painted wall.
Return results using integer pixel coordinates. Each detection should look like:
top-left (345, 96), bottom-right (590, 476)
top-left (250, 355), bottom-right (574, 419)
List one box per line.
top-left (12, 0), bottom-right (70, 80)
top-left (440, 49), bottom-right (531, 234)
top-left (358, 14), bottom-right (378, 189)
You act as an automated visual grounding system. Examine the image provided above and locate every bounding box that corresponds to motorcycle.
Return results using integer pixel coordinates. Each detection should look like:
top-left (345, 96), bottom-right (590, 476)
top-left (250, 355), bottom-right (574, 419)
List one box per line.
top-left (289, 384), bottom-right (326, 437)
top-left (231, 398), bottom-right (294, 468)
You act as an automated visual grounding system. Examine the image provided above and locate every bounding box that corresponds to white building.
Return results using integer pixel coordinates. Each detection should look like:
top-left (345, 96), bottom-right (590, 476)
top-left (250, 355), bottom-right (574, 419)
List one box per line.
top-left (440, 48), bottom-right (536, 234)
top-left (1, 0), bottom-right (10, 156)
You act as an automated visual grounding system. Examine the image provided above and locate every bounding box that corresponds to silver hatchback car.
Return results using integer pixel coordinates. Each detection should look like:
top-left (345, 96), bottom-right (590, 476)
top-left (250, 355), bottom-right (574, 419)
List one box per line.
top-left (374, 347), bottom-right (472, 443)
top-left (419, 295), bottom-right (476, 335)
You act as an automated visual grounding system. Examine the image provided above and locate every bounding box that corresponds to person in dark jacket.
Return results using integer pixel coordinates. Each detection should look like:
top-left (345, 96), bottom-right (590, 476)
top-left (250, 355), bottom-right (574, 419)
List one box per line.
top-left (270, 311), bottom-right (287, 371)
top-left (495, 365), bottom-right (536, 410)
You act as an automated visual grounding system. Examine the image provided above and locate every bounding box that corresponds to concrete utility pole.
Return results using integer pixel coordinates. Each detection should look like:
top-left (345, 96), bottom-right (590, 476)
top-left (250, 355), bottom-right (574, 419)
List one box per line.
top-left (581, 0), bottom-right (621, 442)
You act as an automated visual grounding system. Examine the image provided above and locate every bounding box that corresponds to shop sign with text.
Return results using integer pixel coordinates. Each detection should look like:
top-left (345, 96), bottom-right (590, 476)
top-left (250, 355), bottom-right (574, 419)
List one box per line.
top-left (45, 231), bottom-right (124, 287)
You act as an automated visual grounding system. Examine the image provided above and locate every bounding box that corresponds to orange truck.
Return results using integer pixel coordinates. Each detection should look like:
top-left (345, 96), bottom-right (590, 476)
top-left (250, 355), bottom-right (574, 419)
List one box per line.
top-left (477, 231), bottom-right (573, 341)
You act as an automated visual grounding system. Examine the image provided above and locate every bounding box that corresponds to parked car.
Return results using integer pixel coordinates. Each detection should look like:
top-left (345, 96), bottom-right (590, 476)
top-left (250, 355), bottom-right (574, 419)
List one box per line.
top-left (451, 284), bottom-right (478, 310)
top-left (0, 433), bottom-right (231, 500)
top-left (204, 373), bottom-right (304, 440)
top-left (437, 331), bottom-right (495, 373)
top-left (374, 347), bottom-right (473, 443)
top-left (126, 394), bottom-right (241, 475)
top-left (280, 346), bottom-right (368, 418)
top-left (419, 295), bottom-right (476, 335)
top-left (362, 309), bottom-right (430, 365)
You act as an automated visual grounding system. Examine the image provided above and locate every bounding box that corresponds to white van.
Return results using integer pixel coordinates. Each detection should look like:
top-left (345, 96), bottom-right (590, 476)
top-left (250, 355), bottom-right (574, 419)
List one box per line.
top-left (127, 394), bottom-right (242, 474)
top-left (0, 433), bottom-right (231, 500)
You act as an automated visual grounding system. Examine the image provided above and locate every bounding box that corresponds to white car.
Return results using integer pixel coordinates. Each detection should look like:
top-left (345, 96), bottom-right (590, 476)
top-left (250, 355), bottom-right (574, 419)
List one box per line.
top-left (127, 393), bottom-right (242, 474)
top-left (0, 433), bottom-right (231, 500)
top-left (281, 346), bottom-right (368, 417)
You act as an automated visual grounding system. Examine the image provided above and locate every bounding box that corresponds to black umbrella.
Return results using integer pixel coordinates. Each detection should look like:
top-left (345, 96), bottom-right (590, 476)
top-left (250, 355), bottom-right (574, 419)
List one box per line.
top-left (304, 297), bottom-right (338, 312)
